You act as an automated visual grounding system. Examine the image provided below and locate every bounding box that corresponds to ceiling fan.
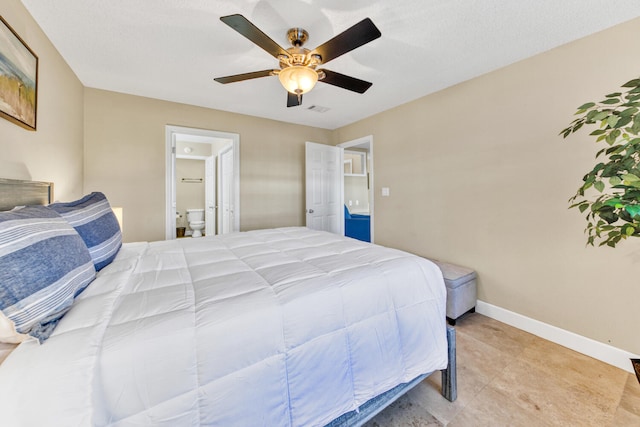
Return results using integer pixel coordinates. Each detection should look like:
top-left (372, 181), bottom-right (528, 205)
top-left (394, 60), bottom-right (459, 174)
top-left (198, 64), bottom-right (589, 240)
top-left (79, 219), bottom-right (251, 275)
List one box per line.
top-left (214, 14), bottom-right (381, 107)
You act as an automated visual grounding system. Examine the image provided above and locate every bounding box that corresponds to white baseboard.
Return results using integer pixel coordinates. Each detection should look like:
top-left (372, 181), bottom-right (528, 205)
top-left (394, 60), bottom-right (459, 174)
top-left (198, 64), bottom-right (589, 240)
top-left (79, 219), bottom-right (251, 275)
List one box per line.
top-left (476, 300), bottom-right (638, 374)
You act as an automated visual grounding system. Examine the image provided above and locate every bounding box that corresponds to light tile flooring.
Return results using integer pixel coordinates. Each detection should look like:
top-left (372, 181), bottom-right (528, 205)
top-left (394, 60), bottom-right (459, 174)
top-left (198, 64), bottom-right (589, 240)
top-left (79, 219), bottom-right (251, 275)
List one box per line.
top-left (365, 313), bottom-right (640, 426)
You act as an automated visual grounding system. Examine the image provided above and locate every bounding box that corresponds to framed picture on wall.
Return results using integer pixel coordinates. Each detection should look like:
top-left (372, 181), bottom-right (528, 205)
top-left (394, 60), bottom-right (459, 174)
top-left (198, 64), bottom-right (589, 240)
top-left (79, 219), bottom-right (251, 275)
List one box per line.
top-left (0, 15), bottom-right (38, 130)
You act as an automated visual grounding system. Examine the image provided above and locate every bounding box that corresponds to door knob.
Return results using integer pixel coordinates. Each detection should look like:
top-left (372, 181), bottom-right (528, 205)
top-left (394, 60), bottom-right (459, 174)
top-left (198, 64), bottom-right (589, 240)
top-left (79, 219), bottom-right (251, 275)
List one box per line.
top-left (308, 209), bottom-right (314, 213)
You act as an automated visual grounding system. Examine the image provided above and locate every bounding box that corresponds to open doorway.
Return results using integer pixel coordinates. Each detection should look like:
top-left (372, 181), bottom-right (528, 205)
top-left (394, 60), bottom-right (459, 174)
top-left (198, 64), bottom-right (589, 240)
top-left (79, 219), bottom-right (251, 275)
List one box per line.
top-left (338, 136), bottom-right (374, 243)
top-left (165, 125), bottom-right (240, 240)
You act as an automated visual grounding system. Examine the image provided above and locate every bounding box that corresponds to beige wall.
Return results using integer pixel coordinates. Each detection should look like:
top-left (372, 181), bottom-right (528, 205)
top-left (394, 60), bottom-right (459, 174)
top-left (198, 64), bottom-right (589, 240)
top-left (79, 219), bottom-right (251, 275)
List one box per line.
top-left (334, 18), bottom-right (640, 354)
top-left (1, 0), bottom-right (84, 201)
top-left (175, 158), bottom-right (205, 230)
top-left (83, 88), bottom-right (333, 242)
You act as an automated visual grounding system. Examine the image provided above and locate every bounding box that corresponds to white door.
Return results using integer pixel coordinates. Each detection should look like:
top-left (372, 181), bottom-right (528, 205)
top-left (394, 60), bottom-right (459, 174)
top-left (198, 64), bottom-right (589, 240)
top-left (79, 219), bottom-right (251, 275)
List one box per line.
top-left (205, 155), bottom-right (216, 236)
top-left (305, 142), bottom-right (343, 234)
top-left (218, 146), bottom-right (234, 234)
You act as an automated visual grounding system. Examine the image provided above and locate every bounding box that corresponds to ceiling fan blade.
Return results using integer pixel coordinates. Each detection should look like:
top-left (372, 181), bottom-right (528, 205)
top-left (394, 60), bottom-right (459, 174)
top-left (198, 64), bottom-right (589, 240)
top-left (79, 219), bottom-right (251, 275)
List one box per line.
top-left (220, 14), bottom-right (291, 60)
top-left (311, 18), bottom-right (381, 65)
top-left (287, 92), bottom-right (302, 107)
top-left (214, 69), bottom-right (275, 84)
top-left (318, 69), bottom-right (372, 94)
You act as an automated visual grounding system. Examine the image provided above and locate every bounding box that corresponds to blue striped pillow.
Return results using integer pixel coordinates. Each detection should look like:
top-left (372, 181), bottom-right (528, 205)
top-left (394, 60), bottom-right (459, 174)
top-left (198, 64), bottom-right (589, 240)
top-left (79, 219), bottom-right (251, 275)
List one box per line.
top-left (49, 192), bottom-right (122, 271)
top-left (0, 206), bottom-right (96, 342)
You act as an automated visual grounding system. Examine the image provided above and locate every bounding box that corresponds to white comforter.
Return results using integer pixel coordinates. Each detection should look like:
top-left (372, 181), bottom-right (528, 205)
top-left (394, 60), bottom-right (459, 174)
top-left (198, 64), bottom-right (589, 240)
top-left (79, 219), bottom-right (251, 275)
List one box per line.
top-left (0, 228), bottom-right (447, 426)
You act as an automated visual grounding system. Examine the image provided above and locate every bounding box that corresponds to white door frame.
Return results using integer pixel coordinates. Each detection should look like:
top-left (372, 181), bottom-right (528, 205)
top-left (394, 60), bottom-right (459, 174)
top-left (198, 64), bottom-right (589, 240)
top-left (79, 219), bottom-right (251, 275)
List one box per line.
top-left (338, 135), bottom-right (374, 243)
top-left (165, 125), bottom-right (240, 240)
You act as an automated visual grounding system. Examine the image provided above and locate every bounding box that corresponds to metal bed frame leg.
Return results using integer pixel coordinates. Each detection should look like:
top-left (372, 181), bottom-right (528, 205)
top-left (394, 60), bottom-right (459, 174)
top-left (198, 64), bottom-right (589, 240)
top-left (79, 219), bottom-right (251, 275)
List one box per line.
top-left (441, 325), bottom-right (457, 402)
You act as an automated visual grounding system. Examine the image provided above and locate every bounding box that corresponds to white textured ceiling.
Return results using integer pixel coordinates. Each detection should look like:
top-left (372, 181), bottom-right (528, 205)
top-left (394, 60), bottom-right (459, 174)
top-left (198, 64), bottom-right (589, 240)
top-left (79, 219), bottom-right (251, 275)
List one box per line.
top-left (20, 0), bottom-right (640, 129)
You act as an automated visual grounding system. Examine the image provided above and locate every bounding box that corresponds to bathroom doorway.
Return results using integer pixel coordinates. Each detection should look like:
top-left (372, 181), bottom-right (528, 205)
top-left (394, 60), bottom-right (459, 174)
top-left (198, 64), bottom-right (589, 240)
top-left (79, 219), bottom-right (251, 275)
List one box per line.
top-left (165, 126), bottom-right (240, 240)
top-left (338, 135), bottom-right (374, 242)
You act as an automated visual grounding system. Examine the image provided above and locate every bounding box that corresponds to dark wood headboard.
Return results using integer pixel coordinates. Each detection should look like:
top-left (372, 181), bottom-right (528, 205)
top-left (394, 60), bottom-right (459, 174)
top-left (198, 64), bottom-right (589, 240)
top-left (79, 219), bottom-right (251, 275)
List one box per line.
top-left (0, 178), bottom-right (54, 211)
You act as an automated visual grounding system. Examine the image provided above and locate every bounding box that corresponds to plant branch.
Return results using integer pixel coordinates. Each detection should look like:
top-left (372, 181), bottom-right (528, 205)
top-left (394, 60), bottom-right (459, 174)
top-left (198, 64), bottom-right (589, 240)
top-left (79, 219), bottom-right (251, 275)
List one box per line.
top-left (561, 77), bottom-right (640, 247)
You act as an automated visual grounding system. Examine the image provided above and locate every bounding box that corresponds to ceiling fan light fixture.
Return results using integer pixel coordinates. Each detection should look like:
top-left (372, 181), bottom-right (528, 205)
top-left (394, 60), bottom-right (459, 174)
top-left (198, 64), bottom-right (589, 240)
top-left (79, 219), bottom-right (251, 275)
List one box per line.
top-left (215, 15), bottom-right (381, 106)
top-left (278, 65), bottom-right (318, 95)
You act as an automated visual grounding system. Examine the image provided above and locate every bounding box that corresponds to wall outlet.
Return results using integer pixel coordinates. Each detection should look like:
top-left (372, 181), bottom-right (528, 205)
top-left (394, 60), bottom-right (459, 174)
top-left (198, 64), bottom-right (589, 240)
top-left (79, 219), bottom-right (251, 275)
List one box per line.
top-left (382, 187), bottom-right (390, 197)
top-left (349, 200), bottom-right (352, 206)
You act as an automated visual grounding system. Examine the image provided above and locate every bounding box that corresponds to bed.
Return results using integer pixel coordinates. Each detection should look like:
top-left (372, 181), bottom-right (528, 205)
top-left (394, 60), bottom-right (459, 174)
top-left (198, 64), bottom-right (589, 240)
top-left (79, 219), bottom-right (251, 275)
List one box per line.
top-left (0, 178), bottom-right (456, 426)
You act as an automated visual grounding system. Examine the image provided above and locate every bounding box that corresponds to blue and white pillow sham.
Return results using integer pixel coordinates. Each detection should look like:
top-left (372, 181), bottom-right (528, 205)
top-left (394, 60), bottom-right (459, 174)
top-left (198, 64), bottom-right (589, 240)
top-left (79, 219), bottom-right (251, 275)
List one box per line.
top-left (49, 192), bottom-right (122, 271)
top-left (0, 206), bottom-right (96, 342)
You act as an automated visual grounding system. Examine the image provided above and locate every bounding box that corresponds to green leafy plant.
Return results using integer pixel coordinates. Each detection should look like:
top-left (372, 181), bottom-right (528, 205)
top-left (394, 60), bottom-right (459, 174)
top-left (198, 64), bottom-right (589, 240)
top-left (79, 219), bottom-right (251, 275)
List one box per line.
top-left (560, 77), bottom-right (640, 247)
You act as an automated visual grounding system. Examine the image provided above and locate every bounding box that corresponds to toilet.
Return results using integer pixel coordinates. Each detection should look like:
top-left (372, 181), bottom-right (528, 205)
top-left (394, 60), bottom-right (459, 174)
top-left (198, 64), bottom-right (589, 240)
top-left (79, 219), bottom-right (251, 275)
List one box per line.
top-left (186, 209), bottom-right (205, 238)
